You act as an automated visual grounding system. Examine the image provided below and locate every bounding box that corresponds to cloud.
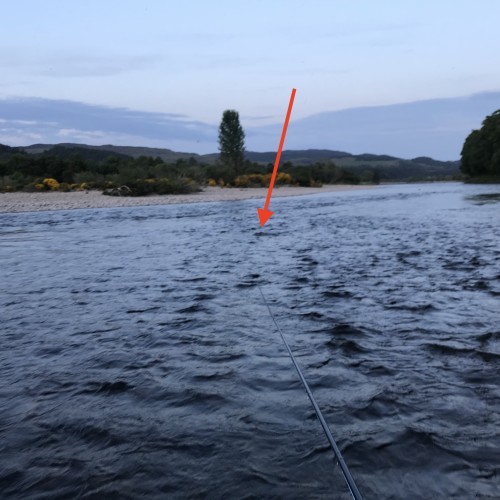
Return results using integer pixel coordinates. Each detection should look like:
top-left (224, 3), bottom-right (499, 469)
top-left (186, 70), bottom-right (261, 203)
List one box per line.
top-left (0, 50), bottom-right (161, 78)
top-left (246, 92), bottom-right (500, 160)
top-left (41, 55), bottom-right (160, 78)
top-left (0, 97), bottom-right (217, 151)
top-left (0, 129), bottom-right (44, 146)
top-left (242, 115), bottom-right (276, 121)
top-left (1, 92), bottom-right (499, 159)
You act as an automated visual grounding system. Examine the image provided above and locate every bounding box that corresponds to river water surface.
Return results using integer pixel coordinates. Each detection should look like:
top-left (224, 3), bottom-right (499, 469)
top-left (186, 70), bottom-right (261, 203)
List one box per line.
top-left (1, 183), bottom-right (499, 499)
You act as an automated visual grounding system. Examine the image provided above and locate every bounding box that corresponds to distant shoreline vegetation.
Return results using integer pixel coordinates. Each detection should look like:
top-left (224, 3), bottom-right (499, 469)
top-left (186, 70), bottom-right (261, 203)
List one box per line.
top-left (0, 143), bottom-right (463, 196)
top-left (463, 176), bottom-right (500, 184)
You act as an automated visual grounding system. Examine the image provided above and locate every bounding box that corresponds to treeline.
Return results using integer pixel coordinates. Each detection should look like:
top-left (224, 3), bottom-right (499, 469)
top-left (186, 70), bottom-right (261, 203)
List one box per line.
top-left (461, 109), bottom-right (500, 181)
top-left (345, 158), bottom-right (460, 182)
top-left (0, 145), bottom-right (372, 195)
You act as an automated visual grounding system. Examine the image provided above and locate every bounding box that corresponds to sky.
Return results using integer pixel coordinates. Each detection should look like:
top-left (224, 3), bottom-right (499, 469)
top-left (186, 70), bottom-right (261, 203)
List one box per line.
top-left (1, 0), bottom-right (500, 158)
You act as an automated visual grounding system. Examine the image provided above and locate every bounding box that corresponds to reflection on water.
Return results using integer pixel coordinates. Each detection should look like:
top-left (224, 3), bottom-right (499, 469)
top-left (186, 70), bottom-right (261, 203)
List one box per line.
top-left (1, 182), bottom-right (499, 498)
top-left (467, 191), bottom-right (500, 205)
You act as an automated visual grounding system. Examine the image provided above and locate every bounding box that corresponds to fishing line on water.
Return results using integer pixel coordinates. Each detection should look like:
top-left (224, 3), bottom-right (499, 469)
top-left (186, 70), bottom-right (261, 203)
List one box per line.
top-left (258, 285), bottom-right (363, 500)
top-left (109, 247), bottom-right (362, 497)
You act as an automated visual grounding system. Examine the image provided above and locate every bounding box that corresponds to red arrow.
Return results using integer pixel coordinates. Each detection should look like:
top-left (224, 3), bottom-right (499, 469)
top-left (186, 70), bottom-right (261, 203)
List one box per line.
top-left (257, 88), bottom-right (296, 226)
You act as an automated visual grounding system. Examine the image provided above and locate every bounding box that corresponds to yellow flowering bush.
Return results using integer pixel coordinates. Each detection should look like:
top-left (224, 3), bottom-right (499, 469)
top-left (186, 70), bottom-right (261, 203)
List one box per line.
top-left (207, 178), bottom-right (217, 187)
top-left (34, 183), bottom-right (45, 191)
top-left (43, 178), bottom-right (60, 190)
top-left (234, 173), bottom-right (292, 188)
top-left (234, 175), bottom-right (249, 187)
top-left (276, 172), bottom-right (293, 184)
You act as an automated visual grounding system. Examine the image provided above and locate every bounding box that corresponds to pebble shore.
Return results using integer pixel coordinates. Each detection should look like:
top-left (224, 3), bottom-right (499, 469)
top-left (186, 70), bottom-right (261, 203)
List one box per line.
top-left (0, 185), bottom-right (374, 214)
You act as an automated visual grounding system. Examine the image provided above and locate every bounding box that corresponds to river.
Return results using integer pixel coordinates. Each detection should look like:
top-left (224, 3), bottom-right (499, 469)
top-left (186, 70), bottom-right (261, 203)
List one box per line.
top-left (1, 182), bottom-right (499, 498)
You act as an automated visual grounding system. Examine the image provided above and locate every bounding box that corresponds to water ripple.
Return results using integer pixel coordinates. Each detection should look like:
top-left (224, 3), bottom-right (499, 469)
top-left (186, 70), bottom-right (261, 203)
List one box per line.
top-left (1, 183), bottom-right (499, 498)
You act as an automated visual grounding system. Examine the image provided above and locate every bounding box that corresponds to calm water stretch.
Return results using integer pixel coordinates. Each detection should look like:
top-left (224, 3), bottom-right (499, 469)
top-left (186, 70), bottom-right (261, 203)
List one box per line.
top-left (1, 183), bottom-right (499, 499)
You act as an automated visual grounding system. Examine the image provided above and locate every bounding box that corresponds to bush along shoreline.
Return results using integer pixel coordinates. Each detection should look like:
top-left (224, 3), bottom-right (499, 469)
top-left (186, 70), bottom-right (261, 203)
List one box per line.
top-left (0, 145), bottom-right (377, 196)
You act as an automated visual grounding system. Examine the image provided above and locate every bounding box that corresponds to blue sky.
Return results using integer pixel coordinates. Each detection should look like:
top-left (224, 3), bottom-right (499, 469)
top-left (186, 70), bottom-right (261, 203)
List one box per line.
top-left (1, 1), bottom-right (500, 158)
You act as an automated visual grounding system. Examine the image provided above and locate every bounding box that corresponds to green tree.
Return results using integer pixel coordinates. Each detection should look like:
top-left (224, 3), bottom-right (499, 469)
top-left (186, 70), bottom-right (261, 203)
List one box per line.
top-left (461, 109), bottom-right (500, 177)
top-left (218, 109), bottom-right (245, 175)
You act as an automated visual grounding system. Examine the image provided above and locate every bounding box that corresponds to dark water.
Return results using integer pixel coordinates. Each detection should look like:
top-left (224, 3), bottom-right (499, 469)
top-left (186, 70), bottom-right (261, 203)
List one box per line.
top-left (1, 183), bottom-right (499, 499)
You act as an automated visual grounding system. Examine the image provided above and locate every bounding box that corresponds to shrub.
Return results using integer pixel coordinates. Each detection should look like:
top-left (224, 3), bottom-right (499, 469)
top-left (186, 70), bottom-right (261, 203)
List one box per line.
top-left (43, 178), bottom-right (60, 190)
top-left (103, 177), bottom-right (199, 196)
top-left (0, 178), bottom-right (15, 192)
top-left (73, 171), bottom-right (105, 188)
top-left (235, 174), bottom-right (270, 187)
top-left (276, 172), bottom-right (293, 185)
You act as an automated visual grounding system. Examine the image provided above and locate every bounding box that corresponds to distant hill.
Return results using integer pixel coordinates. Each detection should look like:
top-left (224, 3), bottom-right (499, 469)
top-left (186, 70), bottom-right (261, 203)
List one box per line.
top-left (245, 149), bottom-right (354, 163)
top-left (18, 143), bottom-right (461, 181)
top-left (22, 144), bottom-right (357, 165)
top-left (0, 143), bottom-right (22, 157)
top-left (23, 143), bottom-right (201, 163)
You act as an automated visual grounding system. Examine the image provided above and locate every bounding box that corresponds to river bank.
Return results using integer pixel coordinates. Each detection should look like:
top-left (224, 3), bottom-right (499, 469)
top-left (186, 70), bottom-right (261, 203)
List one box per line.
top-left (0, 184), bottom-right (375, 213)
